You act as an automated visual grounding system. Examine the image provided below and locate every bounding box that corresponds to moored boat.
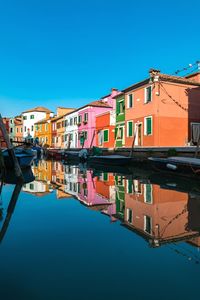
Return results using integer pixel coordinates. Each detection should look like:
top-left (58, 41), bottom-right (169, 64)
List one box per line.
top-left (148, 156), bottom-right (200, 177)
top-left (88, 155), bottom-right (131, 166)
top-left (2, 148), bottom-right (35, 169)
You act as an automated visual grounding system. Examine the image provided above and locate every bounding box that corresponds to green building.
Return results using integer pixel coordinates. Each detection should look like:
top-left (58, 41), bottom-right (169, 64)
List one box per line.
top-left (115, 93), bottom-right (125, 148)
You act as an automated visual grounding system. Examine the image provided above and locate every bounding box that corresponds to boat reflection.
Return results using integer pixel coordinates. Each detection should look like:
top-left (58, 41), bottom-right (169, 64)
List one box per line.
top-left (24, 160), bottom-right (200, 253)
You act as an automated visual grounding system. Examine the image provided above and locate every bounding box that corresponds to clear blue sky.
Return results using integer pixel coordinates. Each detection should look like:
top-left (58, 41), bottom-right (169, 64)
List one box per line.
top-left (1, 0), bottom-right (200, 116)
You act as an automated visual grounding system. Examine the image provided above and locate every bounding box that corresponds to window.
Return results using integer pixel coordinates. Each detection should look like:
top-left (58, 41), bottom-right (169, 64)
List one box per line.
top-left (23, 116), bottom-right (27, 120)
top-left (126, 208), bottom-right (133, 223)
top-left (116, 127), bottom-right (123, 139)
top-left (31, 125), bottom-right (34, 131)
top-left (74, 117), bottom-right (77, 125)
top-left (78, 115), bottom-right (82, 124)
top-left (127, 94), bottom-right (133, 108)
top-left (16, 128), bottom-right (19, 133)
top-left (84, 113), bottom-right (88, 122)
top-left (35, 125), bottom-right (39, 131)
top-left (127, 121), bottom-right (133, 137)
top-left (103, 129), bottom-right (109, 142)
top-left (70, 118), bottom-right (73, 126)
top-left (30, 115), bottom-right (34, 119)
top-left (117, 100), bottom-right (124, 114)
top-left (98, 131), bottom-right (103, 146)
top-left (29, 183), bottom-right (34, 190)
top-left (45, 124), bottom-right (48, 131)
top-left (40, 125), bottom-right (42, 132)
top-left (144, 215), bottom-right (152, 234)
top-left (10, 128), bottom-right (13, 133)
top-left (144, 116), bottom-right (152, 135)
top-left (20, 128), bottom-right (23, 133)
top-left (144, 184), bottom-right (153, 204)
top-left (127, 180), bottom-right (133, 194)
top-left (103, 173), bottom-right (108, 181)
top-left (24, 126), bottom-right (26, 132)
top-left (145, 86), bottom-right (152, 103)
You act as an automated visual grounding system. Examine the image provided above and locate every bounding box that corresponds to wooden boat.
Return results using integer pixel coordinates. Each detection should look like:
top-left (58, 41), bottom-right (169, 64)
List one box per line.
top-left (88, 155), bottom-right (131, 166)
top-left (148, 156), bottom-right (200, 178)
top-left (2, 148), bottom-right (35, 169)
top-left (62, 149), bottom-right (88, 162)
top-left (46, 149), bottom-right (63, 160)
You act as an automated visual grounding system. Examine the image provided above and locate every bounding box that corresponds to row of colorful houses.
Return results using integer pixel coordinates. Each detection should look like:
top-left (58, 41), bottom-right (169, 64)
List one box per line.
top-left (3, 68), bottom-right (200, 148)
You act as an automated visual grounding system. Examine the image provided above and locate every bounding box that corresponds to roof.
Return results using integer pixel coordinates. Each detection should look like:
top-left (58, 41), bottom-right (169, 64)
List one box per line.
top-left (61, 100), bottom-right (112, 119)
top-left (34, 117), bottom-right (51, 125)
top-left (120, 70), bottom-right (200, 94)
top-left (22, 106), bottom-right (52, 114)
top-left (156, 72), bottom-right (200, 86)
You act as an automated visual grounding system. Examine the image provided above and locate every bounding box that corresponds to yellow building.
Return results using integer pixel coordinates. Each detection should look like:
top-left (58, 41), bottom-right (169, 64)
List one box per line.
top-left (34, 117), bottom-right (52, 146)
top-left (35, 107), bottom-right (74, 148)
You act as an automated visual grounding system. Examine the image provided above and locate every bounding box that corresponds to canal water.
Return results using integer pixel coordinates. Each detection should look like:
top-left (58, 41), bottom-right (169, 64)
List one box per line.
top-left (0, 160), bottom-right (200, 300)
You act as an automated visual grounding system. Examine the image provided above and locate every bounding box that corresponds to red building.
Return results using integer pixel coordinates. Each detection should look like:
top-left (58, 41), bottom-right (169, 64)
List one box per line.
top-left (0, 117), bottom-right (10, 148)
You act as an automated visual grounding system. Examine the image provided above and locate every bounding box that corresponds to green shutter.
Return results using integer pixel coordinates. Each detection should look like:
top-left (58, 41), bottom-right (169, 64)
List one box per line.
top-left (128, 180), bottom-right (133, 193)
top-left (116, 101), bottom-right (120, 114)
top-left (103, 173), bottom-right (108, 181)
top-left (128, 122), bottom-right (133, 136)
top-left (129, 94), bottom-right (132, 107)
top-left (104, 130), bottom-right (108, 142)
top-left (147, 118), bottom-right (152, 135)
top-left (145, 184), bottom-right (152, 203)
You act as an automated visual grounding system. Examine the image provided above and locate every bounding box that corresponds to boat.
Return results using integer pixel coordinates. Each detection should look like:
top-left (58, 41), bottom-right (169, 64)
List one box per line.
top-left (88, 155), bottom-right (131, 166)
top-left (62, 149), bottom-right (89, 163)
top-left (2, 148), bottom-right (35, 169)
top-left (148, 156), bottom-right (200, 178)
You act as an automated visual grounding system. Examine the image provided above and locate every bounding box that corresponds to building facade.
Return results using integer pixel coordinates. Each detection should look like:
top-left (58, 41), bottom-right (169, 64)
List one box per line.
top-left (123, 69), bottom-right (200, 147)
top-left (22, 106), bottom-right (53, 139)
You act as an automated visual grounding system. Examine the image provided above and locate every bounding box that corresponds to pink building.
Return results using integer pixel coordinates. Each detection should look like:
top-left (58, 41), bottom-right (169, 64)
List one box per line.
top-left (77, 89), bottom-right (119, 148)
top-left (77, 170), bottom-right (112, 209)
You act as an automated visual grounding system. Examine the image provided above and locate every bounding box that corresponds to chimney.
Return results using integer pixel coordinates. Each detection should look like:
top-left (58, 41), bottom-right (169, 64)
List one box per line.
top-left (149, 68), bottom-right (161, 82)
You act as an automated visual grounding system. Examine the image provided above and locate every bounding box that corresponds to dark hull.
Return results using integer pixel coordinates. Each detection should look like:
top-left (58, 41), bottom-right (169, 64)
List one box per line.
top-left (88, 156), bottom-right (131, 166)
top-left (149, 157), bottom-right (200, 178)
top-left (3, 152), bottom-right (34, 169)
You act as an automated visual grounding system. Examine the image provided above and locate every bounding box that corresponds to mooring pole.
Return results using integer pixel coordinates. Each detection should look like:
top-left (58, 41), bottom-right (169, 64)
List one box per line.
top-left (0, 114), bottom-right (24, 182)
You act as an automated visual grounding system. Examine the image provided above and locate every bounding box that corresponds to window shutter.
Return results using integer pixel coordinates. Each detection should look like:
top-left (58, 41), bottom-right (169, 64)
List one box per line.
top-left (128, 122), bottom-right (133, 136)
top-left (147, 118), bottom-right (152, 135)
top-left (129, 94), bottom-right (132, 107)
top-left (104, 130), bottom-right (108, 142)
top-left (116, 101), bottom-right (120, 114)
top-left (128, 180), bottom-right (133, 193)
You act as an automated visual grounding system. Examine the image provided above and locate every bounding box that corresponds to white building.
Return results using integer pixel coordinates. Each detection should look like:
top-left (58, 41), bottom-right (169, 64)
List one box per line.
top-left (22, 106), bottom-right (53, 139)
top-left (64, 165), bottom-right (79, 197)
top-left (64, 110), bottom-right (79, 148)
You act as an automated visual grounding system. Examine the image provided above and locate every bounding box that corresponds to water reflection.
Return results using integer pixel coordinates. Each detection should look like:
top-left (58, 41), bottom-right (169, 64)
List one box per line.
top-left (20, 160), bottom-right (200, 254)
top-left (0, 167), bottom-right (35, 243)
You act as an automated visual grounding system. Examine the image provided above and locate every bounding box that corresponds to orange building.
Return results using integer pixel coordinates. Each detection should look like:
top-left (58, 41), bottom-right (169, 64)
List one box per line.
top-left (14, 117), bottom-right (23, 141)
top-left (123, 179), bottom-right (199, 246)
top-left (96, 111), bottom-right (115, 149)
top-left (124, 69), bottom-right (200, 147)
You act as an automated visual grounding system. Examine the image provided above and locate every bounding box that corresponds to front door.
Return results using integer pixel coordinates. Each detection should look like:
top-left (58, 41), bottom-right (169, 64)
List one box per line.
top-left (135, 123), bottom-right (142, 146)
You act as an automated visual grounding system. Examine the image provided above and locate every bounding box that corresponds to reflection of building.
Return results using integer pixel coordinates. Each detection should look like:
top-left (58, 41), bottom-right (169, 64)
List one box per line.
top-left (123, 179), bottom-right (199, 247)
top-left (23, 180), bottom-right (52, 196)
top-left (77, 170), bottom-right (112, 210)
top-left (64, 165), bottom-right (79, 197)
